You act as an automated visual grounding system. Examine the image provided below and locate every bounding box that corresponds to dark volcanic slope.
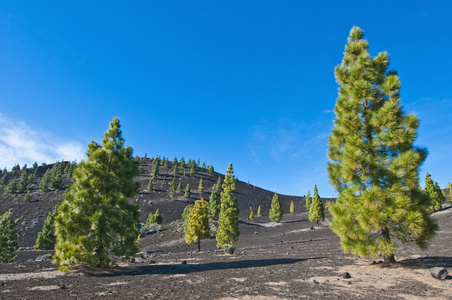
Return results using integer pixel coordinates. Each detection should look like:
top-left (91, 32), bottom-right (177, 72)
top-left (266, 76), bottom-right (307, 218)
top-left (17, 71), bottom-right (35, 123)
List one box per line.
top-left (0, 158), bottom-right (328, 247)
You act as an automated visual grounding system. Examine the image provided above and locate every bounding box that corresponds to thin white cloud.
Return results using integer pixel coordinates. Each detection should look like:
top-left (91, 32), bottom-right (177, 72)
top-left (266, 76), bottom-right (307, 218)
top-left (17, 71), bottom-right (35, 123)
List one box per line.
top-left (247, 118), bottom-right (329, 164)
top-left (0, 114), bottom-right (84, 170)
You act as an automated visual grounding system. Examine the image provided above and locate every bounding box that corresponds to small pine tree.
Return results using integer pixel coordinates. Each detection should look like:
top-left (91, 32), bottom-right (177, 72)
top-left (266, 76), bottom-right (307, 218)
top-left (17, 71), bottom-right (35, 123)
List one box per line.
top-left (185, 199), bottom-right (210, 251)
top-left (51, 163), bottom-right (63, 190)
top-left (269, 193), bottom-right (283, 222)
top-left (216, 176), bottom-right (222, 190)
top-left (152, 161), bottom-right (159, 179)
top-left (0, 209), bottom-right (19, 262)
top-left (190, 162), bottom-right (196, 176)
top-left (180, 157), bottom-right (186, 169)
top-left (257, 205), bottom-right (262, 217)
top-left (146, 209), bottom-right (162, 226)
top-left (435, 181), bottom-right (445, 204)
top-left (208, 165), bottom-right (215, 175)
top-left (182, 204), bottom-right (194, 221)
top-left (11, 164), bottom-right (20, 175)
top-left (170, 177), bottom-right (177, 199)
top-left (173, 163), bottom-right (178, 174)
top-left (164, 159), bottom-right (169, 168)
top-left (147, 180), bottom-right (153, 191)
top-left (201, 162), bottom-right (206, 169)
top-left (208, 189), bottom-right (220, 220)
top-left (308, 185), bottom-right (324, 227)
top-left (305, 191), bottom-right (311, 211)
top-left (425, 173), bottom-right (442, 211)
top-left (5, 179), bottom-right (18, 194)
top-left (18, 169), bottom-right (29, 191)
top-left (290, 201), bottom-right (295, 213)
top-left (184, 184), bottom-right (191, 198)
top-left (34, 206), bottom-right (59, 249)
top-left (249, 207), bottom-right (254, 220)
top-left (177, 182), bottom-right (183, 193)
top-left (0, 173), bottom-right (7, 186)
top-left (23, 191), bottom-right (31, 202)
top-left (27, 173), bottom-right (34, 188)
top-left (216, 163), bottom-right (240, 248)
top-left (39, 169), bottom-right (51, 192)
top-left (198, 178), bottom-right (204, 195)
top-left (32, 162), bottom-right (38, 169)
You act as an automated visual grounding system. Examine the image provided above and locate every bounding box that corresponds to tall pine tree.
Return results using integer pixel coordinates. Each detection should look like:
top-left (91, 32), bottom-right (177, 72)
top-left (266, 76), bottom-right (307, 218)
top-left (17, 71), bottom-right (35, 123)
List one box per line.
top-left (327, 26), bottom-right (437, 262)
top-left (425, 173), bottom-right (442, 211)
top-left (216, 163), bottom-right (239, 248)
top-left (53, 118), bottom-right (141, 271)
top-left (0, 209), bottom-right (19, 262)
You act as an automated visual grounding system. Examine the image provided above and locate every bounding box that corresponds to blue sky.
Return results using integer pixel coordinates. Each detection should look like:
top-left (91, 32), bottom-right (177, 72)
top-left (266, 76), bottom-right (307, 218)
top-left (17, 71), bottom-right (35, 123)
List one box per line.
top-left (0, 1), bottom-right (451, 197)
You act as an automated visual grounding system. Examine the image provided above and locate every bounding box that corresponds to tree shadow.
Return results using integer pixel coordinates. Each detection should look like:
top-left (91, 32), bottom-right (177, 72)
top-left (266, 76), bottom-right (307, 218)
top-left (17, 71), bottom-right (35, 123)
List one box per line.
top-left (398, 256), bottom-right (452, 269)
top-left (84, 257), bottom-right (324, 277)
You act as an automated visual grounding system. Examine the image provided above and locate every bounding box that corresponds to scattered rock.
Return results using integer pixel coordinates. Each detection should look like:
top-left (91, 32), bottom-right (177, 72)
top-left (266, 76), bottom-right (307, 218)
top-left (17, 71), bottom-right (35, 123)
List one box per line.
top-left (181, 260), bottom-right (187, 265)
top-left (149, 260), bottom-right (156, 264)
top-left (342, 272), bottom-right (351, 279)
top-left (35, 254), bottom-right (52, 262)
top-left (313, 280), bottom-right (319, 284)
top-left (430, 267), bottom-right (448, 280)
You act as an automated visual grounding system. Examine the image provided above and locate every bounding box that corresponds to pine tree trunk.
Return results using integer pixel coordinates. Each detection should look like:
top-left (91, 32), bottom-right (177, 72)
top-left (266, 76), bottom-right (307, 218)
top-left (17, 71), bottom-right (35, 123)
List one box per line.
top-left (317, 220), bottom-right (319, 227)
top-left (197, 238), bottom-right (201, 252)
top-left (381, 227), bottom-right (395, 262)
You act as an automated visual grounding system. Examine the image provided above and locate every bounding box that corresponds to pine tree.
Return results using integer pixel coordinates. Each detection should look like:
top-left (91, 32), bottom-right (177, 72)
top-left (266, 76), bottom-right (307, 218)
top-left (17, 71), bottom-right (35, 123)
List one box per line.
top-left (177, 182), bottom-right (183, 193)
top-left (180, 157), bottom-right (186, 169)
top-left (198, 178), bottom-right (204, 196)
top-left (208, 189), bottom-right (220, 220)
top-left (51, 162), bottom-right (63, 190)
top-left (53, 118), bottom-right (141, 271)
top-left (184, 184), bottom-right (191, 198)
top-left (208, 165), bottom-right (215, 175)
top-left (436, 182), bottom-right (445, 204)
top-left (173, 162), bottom-right (178, 174)
top-left (32, 162), bottom-right (38, 169)
top-left (5, 179), bottom-right (18, 194)
top-left (290, 201), bottom-right (295, 213)
top-left (305, 191), bottom-right (311, 211)
top-left (11, 164), bottom-right (20, 175)
top-left (308, 185), bottom-right (324, 227)
top-left (249, 207), bottom-right (254, 220)
top-left (425, 173), bottom-right (442, 211)
top-left (146, 209), bottom-right (162, 226)
top-left (0, 173), bottom-right (7, 186)
top-left (39, 169), bottom-right (51, 192)
top-left (147, 180), bottom-right (153, 191)
top-left (0, 209), bottom-right (19, 262)
top-left (163, 159), bottom-right (169, 168)
top-left (34, 206), bottom-right (59, 249)
top-left (216, 176), bottom-right (222, 190)
top-left (170, 177), bottom-right (177, 200)
top-left (185, 199), bottom-right (210, 251)
top-left (257, 205), bottom-right (262, 217)
top-left (190, 162), bottom-right (196, 176)
top-left (269, 192), bottom-right (283, 222)
top-left (152, 160), bottom-right (159, 179)
top-left (327, 26), bottom-right (437, 262)
top-left (18, 169), bottom-right (29, 191)
top-left (216, 163), bottom-right (239, 248)
top-left (23, 190), bottom-right (31, 202)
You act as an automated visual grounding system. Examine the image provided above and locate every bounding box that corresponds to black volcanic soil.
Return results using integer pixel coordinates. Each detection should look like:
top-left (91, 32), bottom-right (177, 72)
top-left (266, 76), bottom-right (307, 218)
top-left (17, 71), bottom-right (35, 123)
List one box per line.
top-left (1, 160), bottom-right (452, 299)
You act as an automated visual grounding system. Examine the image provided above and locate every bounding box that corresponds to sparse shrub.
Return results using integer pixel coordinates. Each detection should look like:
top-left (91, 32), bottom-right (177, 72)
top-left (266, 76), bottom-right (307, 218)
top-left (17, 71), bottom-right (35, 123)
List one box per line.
top-left (223, 244), bottom-right (235, 255)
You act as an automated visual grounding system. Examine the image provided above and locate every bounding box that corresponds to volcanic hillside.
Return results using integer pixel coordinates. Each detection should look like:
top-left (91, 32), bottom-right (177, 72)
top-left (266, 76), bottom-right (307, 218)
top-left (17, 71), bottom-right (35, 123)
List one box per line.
top-left (0, 158), bottom-right (329, 248)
